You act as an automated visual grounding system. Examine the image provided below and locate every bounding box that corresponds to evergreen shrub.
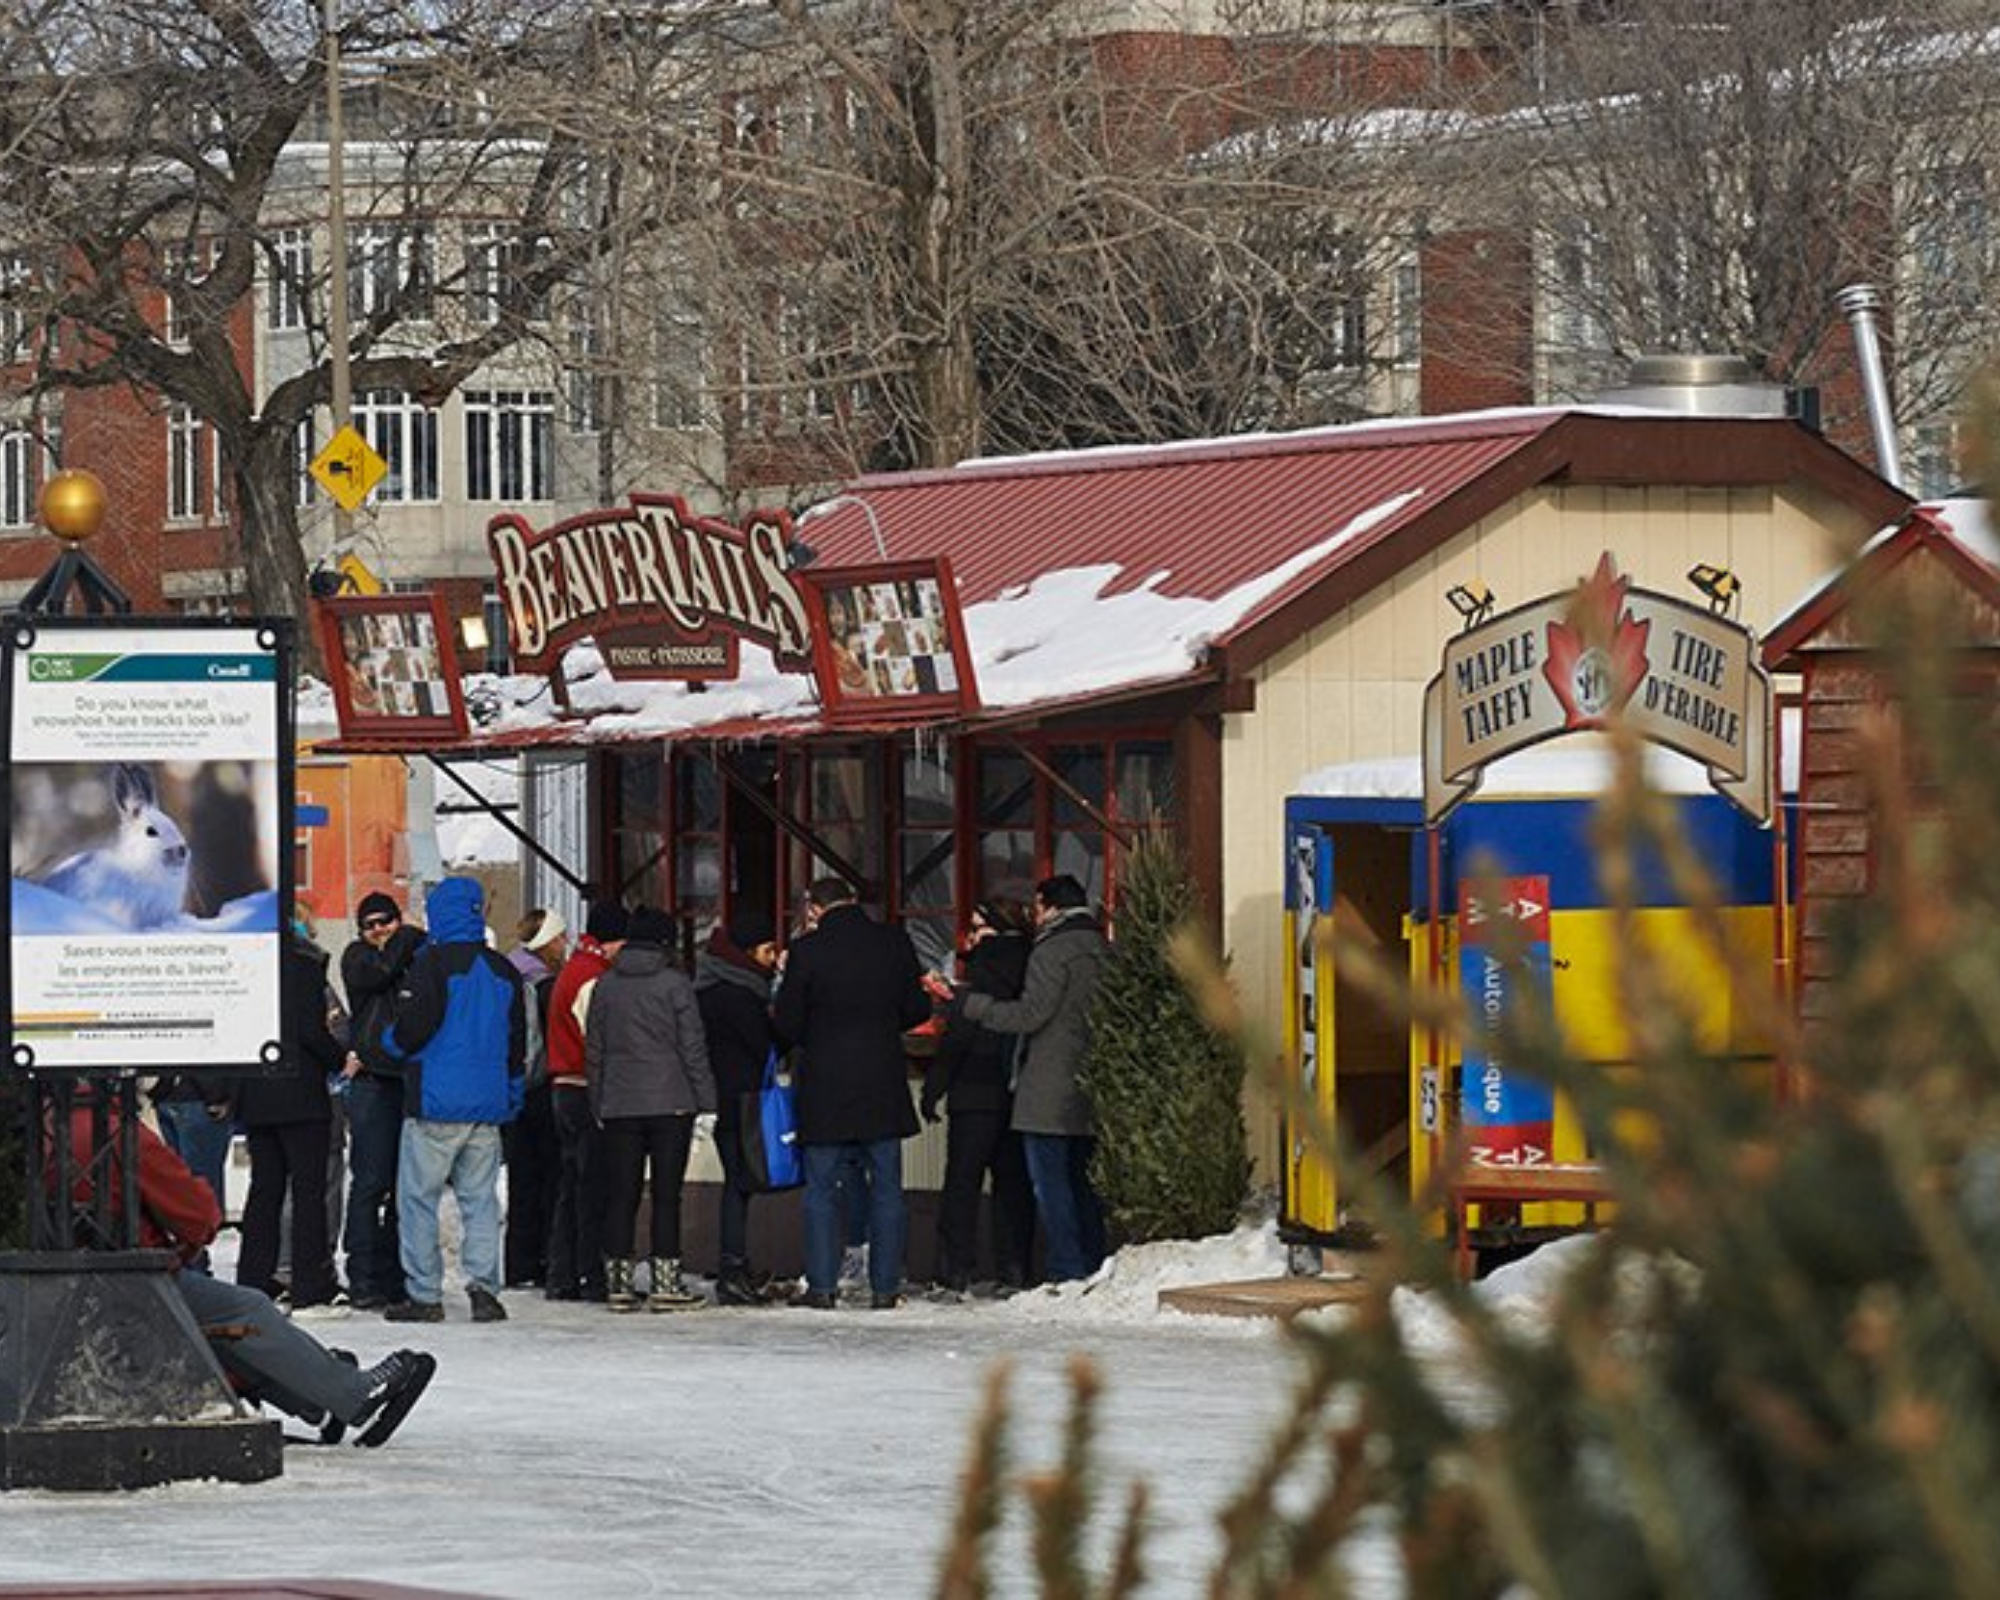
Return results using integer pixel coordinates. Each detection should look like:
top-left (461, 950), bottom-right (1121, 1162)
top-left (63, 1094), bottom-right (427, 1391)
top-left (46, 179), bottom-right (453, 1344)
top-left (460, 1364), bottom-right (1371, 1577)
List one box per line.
top-left (1082, 832), bottom-right (1248, 1244)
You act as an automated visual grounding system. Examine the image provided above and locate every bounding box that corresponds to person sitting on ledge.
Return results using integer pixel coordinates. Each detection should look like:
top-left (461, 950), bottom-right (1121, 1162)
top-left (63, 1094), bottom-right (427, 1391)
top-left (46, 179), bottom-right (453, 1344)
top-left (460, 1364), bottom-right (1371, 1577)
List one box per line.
top-left (61, 1093), bottom-right (437, 1446)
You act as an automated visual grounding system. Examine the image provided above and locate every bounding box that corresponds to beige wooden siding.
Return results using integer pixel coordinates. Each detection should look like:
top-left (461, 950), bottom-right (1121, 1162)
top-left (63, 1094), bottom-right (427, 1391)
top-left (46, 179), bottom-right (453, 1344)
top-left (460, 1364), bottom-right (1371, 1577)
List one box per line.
top-left (1219, 480), bottom-right (1875, 1178)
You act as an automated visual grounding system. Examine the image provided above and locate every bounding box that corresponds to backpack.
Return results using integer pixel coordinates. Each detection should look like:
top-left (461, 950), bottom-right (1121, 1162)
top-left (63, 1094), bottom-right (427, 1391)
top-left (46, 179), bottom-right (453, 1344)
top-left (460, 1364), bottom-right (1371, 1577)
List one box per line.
top-left (522, 973), bottom-right (551, 1091)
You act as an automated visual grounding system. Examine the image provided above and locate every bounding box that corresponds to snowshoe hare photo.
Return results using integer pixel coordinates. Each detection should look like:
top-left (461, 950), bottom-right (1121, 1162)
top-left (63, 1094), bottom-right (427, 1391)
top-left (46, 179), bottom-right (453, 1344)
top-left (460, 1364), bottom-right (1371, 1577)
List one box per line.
top-left (38, 762), bottom-right (191, 929)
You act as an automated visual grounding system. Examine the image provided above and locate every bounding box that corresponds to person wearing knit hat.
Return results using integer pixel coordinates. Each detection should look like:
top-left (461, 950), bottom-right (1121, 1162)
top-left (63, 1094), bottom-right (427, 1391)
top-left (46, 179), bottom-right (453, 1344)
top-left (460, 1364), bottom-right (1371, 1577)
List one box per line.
top-left (585, 900), bottom-right (631, 945)
top-left (355, 891), bottom-right (401, 931)
top-left (500, 908), bottom-right (569, 1292)
top-left (695, 907), bottom-right (781, 1304)
top-left (587, 905), bottom-right (715, 1312)
top-left (338, 889), bottom-right (425, 1310)
top-left (541, 899), bottom-right (629, 1302)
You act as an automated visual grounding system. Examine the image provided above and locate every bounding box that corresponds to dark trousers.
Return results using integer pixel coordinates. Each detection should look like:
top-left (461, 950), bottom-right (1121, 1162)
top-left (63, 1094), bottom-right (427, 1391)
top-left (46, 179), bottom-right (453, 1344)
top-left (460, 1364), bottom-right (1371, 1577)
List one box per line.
top-left (602, 1114), bottom-right (696, 1261)
top-left (549, 1085), bottom-right (608, 1293)
top-left (502, 1081), bottom-right (559, 1286)
top-left (937, 1108), bottom-right (1036, 1288)
top-left (714, 1102), bottom-right (756, 1272)
top-left (179, 1272), bottom-right (372, 1425)
top-left (1022, 1133), bottom-right (1107, 1284)
top-left (238, 1121), bottom-right (336, 1304)
top-left (341, 1073), bottom-right (405, 1303)
top-left (803, 1139), bottom-right (905, 1298)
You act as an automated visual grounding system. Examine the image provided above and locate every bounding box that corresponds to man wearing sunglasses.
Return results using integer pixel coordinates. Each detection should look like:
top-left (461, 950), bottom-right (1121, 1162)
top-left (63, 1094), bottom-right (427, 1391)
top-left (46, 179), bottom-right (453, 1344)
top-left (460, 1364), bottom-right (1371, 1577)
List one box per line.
top-left (339, 892), bottom-right (424, 1311)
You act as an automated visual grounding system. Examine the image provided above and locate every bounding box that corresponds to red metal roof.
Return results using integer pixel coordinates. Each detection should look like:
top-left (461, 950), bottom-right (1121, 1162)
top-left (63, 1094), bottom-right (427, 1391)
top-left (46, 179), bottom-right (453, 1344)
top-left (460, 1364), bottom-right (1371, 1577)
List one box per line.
top-left (805, 411), bottom-right (1562, 618)
top-left (798, 410), bottom-right (1906, 674)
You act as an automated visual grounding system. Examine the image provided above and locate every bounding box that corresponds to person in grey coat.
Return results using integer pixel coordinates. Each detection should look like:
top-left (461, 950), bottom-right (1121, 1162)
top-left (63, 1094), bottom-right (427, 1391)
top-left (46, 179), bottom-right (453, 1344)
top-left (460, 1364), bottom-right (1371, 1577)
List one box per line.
top-left (585, 904), bottom-right (716, 1311)
top-left (961, 874), bottom-right (1110, 1282)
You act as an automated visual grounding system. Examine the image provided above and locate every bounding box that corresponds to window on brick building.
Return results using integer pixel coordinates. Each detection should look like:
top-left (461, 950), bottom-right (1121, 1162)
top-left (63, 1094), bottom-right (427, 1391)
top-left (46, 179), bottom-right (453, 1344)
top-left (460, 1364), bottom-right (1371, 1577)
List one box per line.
top-left (167, 403), bottom-right (206, 521)
top-left (162, 241), bottom-right (205, 348)
top-left (354, 389), bottom-right (439, 502)
top-left (0, 428), bottom-right (41, 529)
top-left (350, 225), bottom-right (435, 323)
top-left (0, 255), bottom-right (32, 361)
top-left (465, 388), bottom-right (554, 501)
top-left (269, 227), bottom-right (313, 331)
top-left (1394, 259), bottom-right (1422, 368)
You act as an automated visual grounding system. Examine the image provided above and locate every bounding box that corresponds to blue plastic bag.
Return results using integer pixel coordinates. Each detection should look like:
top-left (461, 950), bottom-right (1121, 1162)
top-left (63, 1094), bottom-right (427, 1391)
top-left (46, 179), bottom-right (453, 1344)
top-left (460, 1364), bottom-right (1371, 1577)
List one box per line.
top-left (742, 1050), bottom-right (803, 1192)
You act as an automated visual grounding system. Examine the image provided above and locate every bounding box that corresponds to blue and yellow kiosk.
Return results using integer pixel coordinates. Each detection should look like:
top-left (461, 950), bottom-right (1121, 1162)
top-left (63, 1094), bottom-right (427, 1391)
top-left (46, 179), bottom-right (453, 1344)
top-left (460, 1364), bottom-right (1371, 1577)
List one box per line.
top-left (1281, 557), bottom-right (1786, 1261)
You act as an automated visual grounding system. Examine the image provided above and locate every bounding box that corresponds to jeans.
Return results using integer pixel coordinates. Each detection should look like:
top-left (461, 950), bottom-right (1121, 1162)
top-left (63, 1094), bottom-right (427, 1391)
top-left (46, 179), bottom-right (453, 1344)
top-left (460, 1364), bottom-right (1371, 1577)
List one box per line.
top-left (342, 1073), bottom-right (405, 1303)
top-left (158, 1099), bottom-right (233, 1217)
top-left (803, 1140), bottom-right (904, 1298)
top-left (1022, 1133), bottom-right (1106, 1283)
top-left (601, 1114), bottom-right (696, 1260)
top-left (548, 1085), bottom-right (608, 1297)
top-left (398, 1119), bottom-right (504, 1304)
top-left (178, 1270), bottom-right (373, 1425)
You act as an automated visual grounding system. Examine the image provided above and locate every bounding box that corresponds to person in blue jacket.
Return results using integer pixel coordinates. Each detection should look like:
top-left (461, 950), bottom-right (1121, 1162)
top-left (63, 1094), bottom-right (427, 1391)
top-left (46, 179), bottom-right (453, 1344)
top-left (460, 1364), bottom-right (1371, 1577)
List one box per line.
top-left (381, 875), bottom-right (525, 1325)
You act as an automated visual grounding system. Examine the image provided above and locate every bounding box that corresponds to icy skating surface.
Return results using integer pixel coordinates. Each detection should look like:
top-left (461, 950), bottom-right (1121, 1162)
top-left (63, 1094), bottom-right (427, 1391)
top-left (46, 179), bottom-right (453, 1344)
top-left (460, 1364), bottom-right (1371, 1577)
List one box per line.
top-left (0, 1221), bottom-right (1586, 1596)
top-left (0, 1224), bottom-right (1305, 1598)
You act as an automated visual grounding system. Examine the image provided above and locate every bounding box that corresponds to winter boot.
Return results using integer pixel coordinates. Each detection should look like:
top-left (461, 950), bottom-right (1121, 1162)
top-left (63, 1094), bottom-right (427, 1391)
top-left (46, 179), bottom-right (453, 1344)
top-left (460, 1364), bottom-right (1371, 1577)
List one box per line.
top-left (647, 1257), bottom-right (705, 1312)
top-left (715, 1265), bottom-right (761, 1307)
top-left (606, 1258), bottom-right (639, 1313)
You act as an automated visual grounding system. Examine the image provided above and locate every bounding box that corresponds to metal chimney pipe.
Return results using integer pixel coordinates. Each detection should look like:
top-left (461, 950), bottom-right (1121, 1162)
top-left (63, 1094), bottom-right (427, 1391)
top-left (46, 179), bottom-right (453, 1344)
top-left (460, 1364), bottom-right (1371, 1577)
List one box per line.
top-left (1836, 283), bottom-right (1903, 488)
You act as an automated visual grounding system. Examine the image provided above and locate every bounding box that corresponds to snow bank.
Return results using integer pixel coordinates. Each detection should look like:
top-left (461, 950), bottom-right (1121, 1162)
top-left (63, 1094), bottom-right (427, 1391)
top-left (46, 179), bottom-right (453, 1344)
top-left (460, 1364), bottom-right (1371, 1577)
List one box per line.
top-left (996, 1218), bottom-right (1293, 1331)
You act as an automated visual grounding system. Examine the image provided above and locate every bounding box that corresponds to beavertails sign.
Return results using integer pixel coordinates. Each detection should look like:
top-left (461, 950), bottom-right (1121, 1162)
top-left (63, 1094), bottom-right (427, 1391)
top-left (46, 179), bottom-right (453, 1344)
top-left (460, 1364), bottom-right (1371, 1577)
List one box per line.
top-left (1423, 554), bottom-right (1772, 825)
top-left (487, 495), bottom-right (814, 681)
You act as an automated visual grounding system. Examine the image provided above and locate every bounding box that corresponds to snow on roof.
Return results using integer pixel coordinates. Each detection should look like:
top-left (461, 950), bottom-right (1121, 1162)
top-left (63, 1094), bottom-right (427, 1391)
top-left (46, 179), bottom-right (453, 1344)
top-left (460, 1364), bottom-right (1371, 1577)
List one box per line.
top-left (1768, 496), bottom-right (1997, 644)
top-left (1295, 709), bottom-right (1803, 802)
top-left (443, 486), bottom-right (1428, 744)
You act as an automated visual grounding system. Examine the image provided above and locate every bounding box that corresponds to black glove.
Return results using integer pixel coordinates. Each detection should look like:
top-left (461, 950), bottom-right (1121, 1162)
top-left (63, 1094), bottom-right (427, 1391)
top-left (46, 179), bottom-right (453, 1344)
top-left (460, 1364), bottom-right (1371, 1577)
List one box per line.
top-left (920, 1093), bottom-right (942, 1125)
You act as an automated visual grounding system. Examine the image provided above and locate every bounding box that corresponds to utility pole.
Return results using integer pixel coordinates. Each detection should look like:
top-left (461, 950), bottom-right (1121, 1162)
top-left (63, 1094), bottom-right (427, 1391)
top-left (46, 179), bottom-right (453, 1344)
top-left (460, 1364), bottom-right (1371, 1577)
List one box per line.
top-left (324, 0), bottom-right (354, 551)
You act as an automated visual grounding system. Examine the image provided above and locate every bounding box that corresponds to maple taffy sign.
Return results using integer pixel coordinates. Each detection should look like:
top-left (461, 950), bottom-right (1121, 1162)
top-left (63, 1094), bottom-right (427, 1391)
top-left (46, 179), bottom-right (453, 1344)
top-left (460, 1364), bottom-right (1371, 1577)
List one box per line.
top-left (1423, 554), bottom-right (1772, 825)
top-left (486, 495), bottom-right (814, 682)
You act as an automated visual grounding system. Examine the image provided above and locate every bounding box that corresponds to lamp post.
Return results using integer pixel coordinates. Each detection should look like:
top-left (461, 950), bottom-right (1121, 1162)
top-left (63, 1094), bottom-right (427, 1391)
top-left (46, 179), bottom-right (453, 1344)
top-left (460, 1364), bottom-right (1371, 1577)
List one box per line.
top-left (796, 493), bottom-right (888, 562)
top-left (0, 472), bottom-right (282, 1490)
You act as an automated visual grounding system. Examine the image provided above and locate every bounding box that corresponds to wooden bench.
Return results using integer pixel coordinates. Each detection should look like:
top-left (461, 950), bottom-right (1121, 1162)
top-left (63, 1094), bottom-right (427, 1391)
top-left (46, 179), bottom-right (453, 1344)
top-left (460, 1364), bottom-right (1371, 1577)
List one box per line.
top-left (1447, 1161), bottom-right (1611, 1281)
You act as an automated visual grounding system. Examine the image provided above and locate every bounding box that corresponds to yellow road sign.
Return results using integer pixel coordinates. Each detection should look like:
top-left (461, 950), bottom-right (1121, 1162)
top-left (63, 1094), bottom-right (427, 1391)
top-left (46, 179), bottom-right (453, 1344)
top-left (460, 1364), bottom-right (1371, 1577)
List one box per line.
top-left (310, 424), bottom-right (388, 512)
top-left (336, 551), bottom-right (384, 594)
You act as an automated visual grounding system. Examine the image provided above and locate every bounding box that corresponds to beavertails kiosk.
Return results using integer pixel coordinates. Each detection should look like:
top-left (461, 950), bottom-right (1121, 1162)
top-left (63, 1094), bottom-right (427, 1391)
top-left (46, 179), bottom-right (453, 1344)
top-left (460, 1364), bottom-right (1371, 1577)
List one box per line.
top-left (1283, 556), bottom-right (1785, 1271)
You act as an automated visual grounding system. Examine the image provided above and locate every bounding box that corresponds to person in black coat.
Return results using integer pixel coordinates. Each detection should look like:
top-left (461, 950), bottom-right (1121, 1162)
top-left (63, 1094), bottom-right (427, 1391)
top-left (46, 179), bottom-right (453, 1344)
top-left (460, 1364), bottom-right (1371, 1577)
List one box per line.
top-left (772, 877), bottom-right (930, 1309)
top-left (922, 898), bottom-right (1037, 1295)
top-left (236, 922), bottom-right (346, 1310)
top-left (694, 908), bottom-right (780, 1306)
top-left (338, 892), bottom-right (424, 1309)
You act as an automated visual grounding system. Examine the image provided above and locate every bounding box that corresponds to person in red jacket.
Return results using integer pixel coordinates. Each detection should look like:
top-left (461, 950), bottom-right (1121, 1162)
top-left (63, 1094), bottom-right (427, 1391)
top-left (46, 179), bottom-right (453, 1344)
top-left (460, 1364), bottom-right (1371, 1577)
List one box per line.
top-left (542, 899), bottom-right (628, 1302)
top-left (65, 1098), bottom-right (437, 1446)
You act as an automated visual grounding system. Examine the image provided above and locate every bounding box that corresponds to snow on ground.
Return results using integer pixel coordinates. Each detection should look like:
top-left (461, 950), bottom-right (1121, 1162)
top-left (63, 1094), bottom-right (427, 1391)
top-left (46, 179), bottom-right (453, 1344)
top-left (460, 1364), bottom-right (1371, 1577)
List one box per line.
top-left (0, 1220), bottom-right (1581, 1596)
top-left (0, 1223), bottom-right (1307, 1598)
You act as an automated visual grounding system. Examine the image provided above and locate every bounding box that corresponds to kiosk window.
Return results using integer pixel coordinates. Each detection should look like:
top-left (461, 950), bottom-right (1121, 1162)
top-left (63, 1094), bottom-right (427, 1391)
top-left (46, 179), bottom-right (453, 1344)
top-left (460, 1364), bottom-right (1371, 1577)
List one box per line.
top-left (610, 749), bottom-right (666, 905)
top-left (672, 757), bottom-right (723, 938)
top-left (898, 745), bottom-right (956, 974)
top-left (790, 745), bottom-right (882, 907)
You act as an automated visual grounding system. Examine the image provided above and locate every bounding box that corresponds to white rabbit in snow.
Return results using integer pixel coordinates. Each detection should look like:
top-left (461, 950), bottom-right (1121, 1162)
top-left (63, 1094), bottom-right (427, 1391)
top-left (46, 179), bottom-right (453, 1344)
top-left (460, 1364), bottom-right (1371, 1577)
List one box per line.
top-left (38, 763), bottom-right (191, 930)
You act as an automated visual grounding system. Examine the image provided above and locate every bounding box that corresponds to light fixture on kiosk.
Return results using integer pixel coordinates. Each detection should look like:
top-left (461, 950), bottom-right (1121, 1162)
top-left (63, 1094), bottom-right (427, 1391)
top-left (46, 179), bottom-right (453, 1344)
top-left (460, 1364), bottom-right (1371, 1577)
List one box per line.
top-left (1687, 563), bottom-right (1741, 615)
top-left (459, 613), bottom-right (490, 655)
top-left (1445, 580), bottom-right (1495, 631)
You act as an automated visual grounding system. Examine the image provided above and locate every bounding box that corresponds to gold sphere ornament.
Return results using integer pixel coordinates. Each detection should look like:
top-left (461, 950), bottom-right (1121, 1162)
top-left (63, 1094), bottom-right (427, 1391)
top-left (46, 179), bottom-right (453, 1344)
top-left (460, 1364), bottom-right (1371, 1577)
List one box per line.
top-left (40, 468), bottom-right (107, 544)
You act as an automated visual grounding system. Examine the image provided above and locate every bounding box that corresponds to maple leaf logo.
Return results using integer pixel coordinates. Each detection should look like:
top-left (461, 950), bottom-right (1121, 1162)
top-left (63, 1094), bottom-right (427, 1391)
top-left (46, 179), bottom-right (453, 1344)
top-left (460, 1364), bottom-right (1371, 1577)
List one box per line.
top-left (1542, 553), bottom-right (1650, 727)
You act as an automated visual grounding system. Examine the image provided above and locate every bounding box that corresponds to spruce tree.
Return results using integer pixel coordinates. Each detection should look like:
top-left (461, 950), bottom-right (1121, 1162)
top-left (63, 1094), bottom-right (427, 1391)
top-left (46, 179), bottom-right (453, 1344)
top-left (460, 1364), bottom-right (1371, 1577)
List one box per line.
top-left (1082, 833), bottom-right (1248, 1242)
